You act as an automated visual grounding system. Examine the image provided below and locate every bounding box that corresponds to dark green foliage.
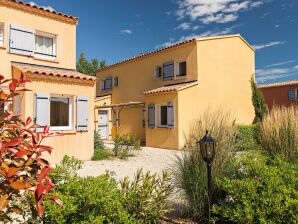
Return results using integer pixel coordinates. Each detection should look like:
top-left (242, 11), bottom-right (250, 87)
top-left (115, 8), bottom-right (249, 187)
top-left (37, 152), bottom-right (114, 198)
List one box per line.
top-left (92, 148), bottom-right (110, 160)
top-left (120, 169), bottom-right (173, 223)
top-left (94, 130), bottom-right (104, 149)
top-left (234, 124), bottom-right (259, 151)
top-left (212, 152), bottom-right (298, 224)
top-left (113, 134), bottom-right (141, 159)
top-left (76, 53), bottom-right (105, 76)
top-left (49, 155), bottom-right (83, 184)
top-left (250, 77), bottom-right (267, 122)
top-left (44, 174), bottom-right (136, 224)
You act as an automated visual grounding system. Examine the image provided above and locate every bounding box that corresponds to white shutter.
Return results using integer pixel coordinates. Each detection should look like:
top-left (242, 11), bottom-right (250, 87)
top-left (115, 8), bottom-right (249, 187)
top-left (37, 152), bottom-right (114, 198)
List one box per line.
top-left (148, 104), bottom-right (155, 128)
top-left (77, 96), bottom-right (88, 131)
top-left (167, 102), bottom-right (174, 128)
top-left (35, 93), bottom-right (50, 132)
top-left (175, 62), bottom-right (179, 77)
top-left (9, 24), bottom-right (34, 56)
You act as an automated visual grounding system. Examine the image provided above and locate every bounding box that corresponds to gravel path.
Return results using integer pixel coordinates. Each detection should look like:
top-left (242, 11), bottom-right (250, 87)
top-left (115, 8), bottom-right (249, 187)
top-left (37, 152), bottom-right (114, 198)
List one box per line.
top-left (78, 147), bottom-right (184, 180)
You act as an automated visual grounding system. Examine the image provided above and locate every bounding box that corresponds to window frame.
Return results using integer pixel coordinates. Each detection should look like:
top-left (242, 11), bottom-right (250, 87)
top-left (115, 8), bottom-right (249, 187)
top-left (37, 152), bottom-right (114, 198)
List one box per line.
top-left (114, 76), bottom-right (119, 87)
top-left (156, 104), bottom-right (168, 128)
top-left (288, 89), bottom-right (298, 100)
top-left (49, 94), bottom-right (73, 131)
top-left (176, 61), bottom-right (187, 78)
top-left (163, 61), bottom-right (174, 81)
top-left (34, 30), bottom-right (57, 60)
top-left (0, 23), bottom-right (4, 47)
top-left (154, 66), bottom-right (162, 79)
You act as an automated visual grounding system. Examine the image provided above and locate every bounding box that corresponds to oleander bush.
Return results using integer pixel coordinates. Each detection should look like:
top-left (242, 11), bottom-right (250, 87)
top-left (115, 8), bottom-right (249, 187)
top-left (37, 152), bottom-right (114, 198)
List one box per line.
top-left (172, 109), bottom-right (236, 221)
top-left (113, 134), bottom-right (141, 159)
top-left (234, 124), bottom-right (259, 151)
top-left (259, 106), bottom-right (298, 160)
top-left (120, 169), bottom-right (173, 223)
top-left (212, 152), bottom-right (298, 224)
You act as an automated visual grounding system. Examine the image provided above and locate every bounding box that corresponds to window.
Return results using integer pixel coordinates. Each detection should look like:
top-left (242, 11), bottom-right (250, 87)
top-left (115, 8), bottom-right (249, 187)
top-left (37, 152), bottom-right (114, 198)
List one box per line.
top-left (0, 23), bottom-right (4, 46)
top-left (288, 89), bottom-right (298, 100)
top-left (177, 61), bottom-right (186, 77)
top-left (154, 66), bottom-right (162, 79)
top-left (163, 62), bottom-right (174, 80)
top-left (35, 33), bottom-right (56, 59)
top-left (114, 76), bottom-right (119, 87)
top-left (101, 77), bottom-right (113, 91)
top-left (159, 105), bottom-right (168, 126)
top-left (50, 95), bottom-right (72, 130)
top-left (156, 103), bottom-right (174, 128)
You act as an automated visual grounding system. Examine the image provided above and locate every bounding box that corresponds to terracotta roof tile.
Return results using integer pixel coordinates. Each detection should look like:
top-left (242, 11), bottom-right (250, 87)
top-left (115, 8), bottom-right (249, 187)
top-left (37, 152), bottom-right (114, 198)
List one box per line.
top-left (0, 0), bottom-right (78, 24)
top-left (258, 80), bottom-right (298, 88)
top-left (12, 62), bottom-right (96, 81)
top-left (144, 81), bottom-right (198, 96)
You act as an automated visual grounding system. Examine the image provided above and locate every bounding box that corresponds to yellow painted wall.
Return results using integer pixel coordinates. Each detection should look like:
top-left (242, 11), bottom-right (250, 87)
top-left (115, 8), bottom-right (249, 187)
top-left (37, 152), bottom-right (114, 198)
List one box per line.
top-left (145, 93), bottom-right (179, 149)
top-left (13, 71), bottom-right (95, 164)
top-left (0, 4), bottom-right (76, 81)
top-left (96, 43), bottom-right (198, 141)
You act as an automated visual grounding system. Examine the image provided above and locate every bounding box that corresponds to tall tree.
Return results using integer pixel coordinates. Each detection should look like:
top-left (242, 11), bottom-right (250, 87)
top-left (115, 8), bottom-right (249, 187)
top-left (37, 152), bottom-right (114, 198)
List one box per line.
top-left (99, 60), bottom-right (106, 69)
top-left (76, 53), bottom-right (104, 76)
top-left (250, 77), bottom-right (268, 122)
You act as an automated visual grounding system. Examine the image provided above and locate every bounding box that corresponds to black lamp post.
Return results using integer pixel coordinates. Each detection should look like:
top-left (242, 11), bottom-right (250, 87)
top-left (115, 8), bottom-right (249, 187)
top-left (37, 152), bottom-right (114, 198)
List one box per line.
top-left (198, 130), bottom-right (216, 220)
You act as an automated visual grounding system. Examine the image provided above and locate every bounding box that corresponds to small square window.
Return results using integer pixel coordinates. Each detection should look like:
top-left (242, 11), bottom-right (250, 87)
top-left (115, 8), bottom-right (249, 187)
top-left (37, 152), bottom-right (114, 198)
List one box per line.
top-left (288, 89), bottom-right (296, 100)
top-left (35, 33), bottom-right (56, 60)
top-left (0, 24), bottom-right (4, 46)
top-left (50, 96), bottom-right (72, 130)
top-left (154, 66), bottom-right (162, 79)
top-left (177, 61), bottom-right (186, 77)
top-left (160, 106), bottom-right (168, 126)
top-left (114, 77), bottom-right (118, 87)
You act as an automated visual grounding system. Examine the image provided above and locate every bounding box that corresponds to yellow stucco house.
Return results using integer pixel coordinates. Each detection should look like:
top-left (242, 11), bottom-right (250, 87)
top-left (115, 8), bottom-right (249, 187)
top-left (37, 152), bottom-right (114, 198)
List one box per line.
top-left (95, 35), bottom-right (255, 149)
top-left (0, 0), bottom-right (96, 163)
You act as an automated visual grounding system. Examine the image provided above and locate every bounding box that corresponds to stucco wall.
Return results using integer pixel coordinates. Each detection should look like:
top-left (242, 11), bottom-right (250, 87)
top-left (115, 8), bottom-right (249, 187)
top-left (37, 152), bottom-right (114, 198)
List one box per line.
top-left (0, 5), bottom-right (76, 81)
top-left (260, 84), bottom-right (298, 110)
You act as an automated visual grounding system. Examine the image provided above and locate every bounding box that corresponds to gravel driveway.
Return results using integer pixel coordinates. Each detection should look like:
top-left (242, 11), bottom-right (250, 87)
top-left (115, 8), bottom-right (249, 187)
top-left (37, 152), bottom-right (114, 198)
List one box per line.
top-left (78, 147), bottom-right (184, 180)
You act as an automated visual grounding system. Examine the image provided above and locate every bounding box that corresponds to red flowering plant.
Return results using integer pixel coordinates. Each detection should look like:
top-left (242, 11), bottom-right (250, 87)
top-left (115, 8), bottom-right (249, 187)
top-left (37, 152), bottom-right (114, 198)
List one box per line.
top-left (0, 74), bottom-right (62, 222)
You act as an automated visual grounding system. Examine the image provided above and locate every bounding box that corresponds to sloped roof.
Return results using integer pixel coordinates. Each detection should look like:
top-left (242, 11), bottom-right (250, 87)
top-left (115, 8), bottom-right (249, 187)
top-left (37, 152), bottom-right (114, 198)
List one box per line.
top-left (258, 80), bottom-right (298, 88)
top-left (97, 34), bottom-right (253, 72)
top-left (0, 0), bottom-right (78, 24)
top-left (144, 81), bottom-right (198, 96)
top-left (12, 62), bottom-right (96, 81)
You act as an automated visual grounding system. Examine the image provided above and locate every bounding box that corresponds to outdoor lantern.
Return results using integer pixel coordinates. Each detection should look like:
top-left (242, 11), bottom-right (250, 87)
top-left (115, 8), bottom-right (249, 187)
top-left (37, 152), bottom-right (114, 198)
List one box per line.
top-left (198, 130), bottom-right (216, 164)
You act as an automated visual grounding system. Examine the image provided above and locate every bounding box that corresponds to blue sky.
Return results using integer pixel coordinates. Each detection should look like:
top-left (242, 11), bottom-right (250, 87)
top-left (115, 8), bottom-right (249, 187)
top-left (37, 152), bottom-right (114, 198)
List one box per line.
top-left (30, 0), bottom-right (297, 84)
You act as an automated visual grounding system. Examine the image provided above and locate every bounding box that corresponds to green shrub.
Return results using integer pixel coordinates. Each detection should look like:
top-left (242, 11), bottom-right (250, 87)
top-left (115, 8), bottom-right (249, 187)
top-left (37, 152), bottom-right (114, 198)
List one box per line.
top-left (260, 106), bottom-right (298, 160)
top-left (212, 152), bottom-right (298, 224)
top-left (92, 147), bottom-right (110, 160)
top-left (234, 124), bottom-right (259, 151)
top-left (44, 173), bottom-right (136, 224)
top-left (119, 169), bottom-right (173, 223)
top-left (113, 134), bottom-right (141, 159)
top-left (50, 155), bottom-right (83, 184)
top-left (94, 130), bottom-right (104, 149)
top-left (250, 77), bottom-right (267, 122)
top-left (172, 109), bottom-right (236, 221)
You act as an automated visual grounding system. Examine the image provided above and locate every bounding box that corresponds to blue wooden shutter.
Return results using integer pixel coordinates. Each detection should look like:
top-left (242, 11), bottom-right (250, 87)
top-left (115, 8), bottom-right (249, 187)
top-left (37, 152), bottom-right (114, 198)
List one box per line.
top-left (106, 77), bottom-right (113, 90)
top-left (148, 104), bottom-right (155, 128)
top-left (288, 89), bottom-right (295, 100)
top-left (163, 61), bottom-right (174, 80)
top-left (167, 102), bottom-right (174, 128)
top-left (35, 93), bottom-right (50, 132)
top-left (9, 24), bottom-right (34, 56)
top-left (77, 96), bottom-right (88, 131)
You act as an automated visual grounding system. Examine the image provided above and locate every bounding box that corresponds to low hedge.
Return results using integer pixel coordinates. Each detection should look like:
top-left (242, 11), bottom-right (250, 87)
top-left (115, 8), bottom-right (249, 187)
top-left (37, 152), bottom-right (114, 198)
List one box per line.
top-left (234, 124), bottom-right (259, 151)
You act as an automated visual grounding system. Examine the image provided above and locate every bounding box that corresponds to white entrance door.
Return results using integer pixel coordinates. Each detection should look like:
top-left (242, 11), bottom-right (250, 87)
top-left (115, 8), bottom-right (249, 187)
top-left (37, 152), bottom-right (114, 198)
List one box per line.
top-left (98, 110), bottom-right (108, 139)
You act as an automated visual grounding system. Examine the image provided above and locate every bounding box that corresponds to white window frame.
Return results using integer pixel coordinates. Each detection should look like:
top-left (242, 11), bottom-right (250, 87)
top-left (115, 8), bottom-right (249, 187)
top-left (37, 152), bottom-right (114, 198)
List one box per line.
top-left (49, 94), bottom-right (73, 131)
top-left (154, 66), bottom-right (162, 79)
top-left (34, 30), bottom-right (57, 60)
top-left (0, 23), bottom-right (4, 47)
top-left (156, 104), bottom-right (168, 128)
top-left (175, 60), bottom-right (187, 79)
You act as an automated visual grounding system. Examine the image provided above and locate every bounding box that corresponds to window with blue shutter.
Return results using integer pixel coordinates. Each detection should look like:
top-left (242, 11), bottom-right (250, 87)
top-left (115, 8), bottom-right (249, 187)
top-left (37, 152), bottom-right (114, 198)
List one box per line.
top-left (163, 61), bottom-right (174, 81)
top-left (167, 102), bottom-right (174, 128)
top-left (9, 24), bottom-right (34, 56)
top-left (148, 104), bottom-right (155, 128)
top-left (76, 96), bottom-right (89, 131)
top-left (288, 89), bottom-right (296, 100)
top-left (35, 93), bottom-right (50, 132)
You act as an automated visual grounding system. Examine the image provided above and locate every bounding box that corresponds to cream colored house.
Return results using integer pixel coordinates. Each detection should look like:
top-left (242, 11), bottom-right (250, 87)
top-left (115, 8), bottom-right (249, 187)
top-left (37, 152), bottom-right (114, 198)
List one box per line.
top-left (0, 0), bottom-right (96, 163)
top-left (95, 35), bottom-right (255, 149)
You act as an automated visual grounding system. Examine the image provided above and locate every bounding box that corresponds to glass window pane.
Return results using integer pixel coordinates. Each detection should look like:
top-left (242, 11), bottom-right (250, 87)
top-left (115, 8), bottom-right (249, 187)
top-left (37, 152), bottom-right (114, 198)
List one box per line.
top-left (0, 26), bottom-right (3, 44)
top-left (50, 97), bottom-right (69, 127)
top-left (160, 106), bottom-right (168, 126)
top-left (155, 67), bottom-right (162, 78)
top-left (35, 35), bottom-right (44, 53)
top-left (44, 37), bottom-right (53, 55)
top-left (179, 61), bottom-right (186, 76)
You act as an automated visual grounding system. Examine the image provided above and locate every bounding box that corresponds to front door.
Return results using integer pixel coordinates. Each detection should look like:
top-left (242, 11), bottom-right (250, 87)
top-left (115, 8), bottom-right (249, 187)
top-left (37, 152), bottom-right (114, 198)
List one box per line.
top-left (98, 110), bottom-right (108, 140)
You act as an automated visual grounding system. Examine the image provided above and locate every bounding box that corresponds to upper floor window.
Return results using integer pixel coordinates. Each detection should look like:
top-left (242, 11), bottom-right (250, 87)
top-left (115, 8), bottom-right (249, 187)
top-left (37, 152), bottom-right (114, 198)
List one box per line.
top-left (177, 61), bottom-right (186, 77)
top-left (35, 32), bottom-right (56, 60)
top-left (288, 89), bottom-right (298, 100)
top-left (163, 61), bottom-right (174, 81)
top-left (114, 76), bottom-right (119, 87)
top-left (101, 77), bottom-right (113, 91)
top-left (154, 66), bottom-right (162, 79)
top-left (0, 23), bottom-right (4, 46)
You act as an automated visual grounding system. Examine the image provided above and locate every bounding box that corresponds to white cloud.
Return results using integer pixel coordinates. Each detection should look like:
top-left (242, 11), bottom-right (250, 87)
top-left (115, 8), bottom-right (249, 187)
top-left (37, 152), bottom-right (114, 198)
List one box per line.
top-left (29, 1), bottom-right (55, 12)
top-left (156, 25), bottom-right (238, 49)
top-left (174, 22), bottom-right (201, 30)
top-left (275, 24), bottom-right (280, 28)
top-left (265, 60), bottom-right (296, 68)
top-left (252, 41), bottom-right (286, 50)
top-left (120, 29), bottom-right (132, 35)
top-left (255, 65), bottom-right (298, 82)
top-left (176, 0), bottom-right (263, 24)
